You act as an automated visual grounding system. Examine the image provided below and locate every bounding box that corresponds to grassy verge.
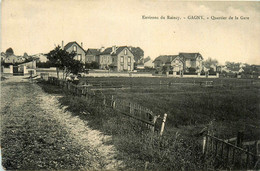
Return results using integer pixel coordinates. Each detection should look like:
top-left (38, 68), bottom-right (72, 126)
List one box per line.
top-left (38, 81), bottom-right (205, 170)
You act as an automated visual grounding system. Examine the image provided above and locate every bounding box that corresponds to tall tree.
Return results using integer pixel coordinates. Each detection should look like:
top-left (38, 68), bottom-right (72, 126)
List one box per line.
top-left (6, 48), bottom-right (14, 56)
top-left (225, 61), bottom-right (240, 71)
top-left (130, 47), bottom-right (144, 62)
top-left (47, 46), bottom-right (83, 79)
top-left (203, 58), bottom-right (219, 69)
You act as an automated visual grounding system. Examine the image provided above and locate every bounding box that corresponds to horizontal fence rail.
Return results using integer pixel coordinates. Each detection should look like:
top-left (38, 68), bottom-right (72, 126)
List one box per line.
top-left (202, 133), bottom-right (260, 170)
top-left (45, 77), bottom-right (167, 134)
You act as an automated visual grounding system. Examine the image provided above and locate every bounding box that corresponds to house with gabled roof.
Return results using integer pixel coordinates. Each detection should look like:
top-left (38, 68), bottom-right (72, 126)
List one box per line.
top-left (85, 48), bottom-right (101, 63)
top-left (63, 41), bottom-right (86, 64)
top-left (153, 55), bottom-right (184, 75)
top-left (99, 46), bottom-right (135, 71)
top-left (178, 53), bottom-right (203, 72)
top-left (153, 52), bottom-right (203, 74)
top-left (144, 56), bottom-right (154, 68)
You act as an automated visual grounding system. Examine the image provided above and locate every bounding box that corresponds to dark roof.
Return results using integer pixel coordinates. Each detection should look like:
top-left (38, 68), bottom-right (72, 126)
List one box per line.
top-left (99, 46), bottom-right (133, 56)
top-left (153, 55), bottom-right (178, 63)
top-left (86, 49), bottom-right (100, 55)
top-left (179, 53), bottom-right (203, 60)
top-left (64, 41), bottom-right (85, 52)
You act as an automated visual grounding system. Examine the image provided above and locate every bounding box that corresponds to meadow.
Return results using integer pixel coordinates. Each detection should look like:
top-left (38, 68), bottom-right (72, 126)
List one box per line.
top-left (39, 77), bottom-right (260, 170)
top-left (80, 77), bottom-right (260, 139)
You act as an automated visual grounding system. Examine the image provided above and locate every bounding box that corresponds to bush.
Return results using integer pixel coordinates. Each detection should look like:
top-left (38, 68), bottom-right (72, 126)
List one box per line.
top-left (85, 61), bottom-right (100, 69)
top-left (187, 67), bottom-right (196, 74)
top-left (37, 61), bottom-right (55, 68)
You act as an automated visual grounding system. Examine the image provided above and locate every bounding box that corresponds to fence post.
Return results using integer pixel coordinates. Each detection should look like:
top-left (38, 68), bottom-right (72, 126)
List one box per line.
top-left (246, 146), bottom-right (250, 169)
top-left (254, 141), bottom-right (259, 164)
top-left (111, 95), bottom-right (116, 109)
top-left (237, 131), bottom-right (244, 147)
top-left (151, 114), bottom-right (158, 133)
top-left (144, 161), bottom-right (149, 171)
top-left (215, 141), bottom-right (218, 157)
top-left (81, 88), bottom-right (84, 97)
top-left (255, 141), bottom-right (259, 156)
top-left (202, 135), bottom-right (207, 154)
top-left (129, 103), bottom-right (132, 114)
top-left (226, 145), bottom-right (230, 168)
top-left (232, 148), bottom-right (235, 165)
top-left (103, 95), bottom-right (106, 106)
top-left (160, 113), bottom-right (167, 136)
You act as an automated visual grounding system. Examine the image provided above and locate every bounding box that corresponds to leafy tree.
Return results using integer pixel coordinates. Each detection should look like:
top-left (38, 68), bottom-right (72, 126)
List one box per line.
top-left (6, 48), bottom-right (14, 56)
top-left (203, 57), bottom-right (218, 69)
top-left (225, 61), bottom-right (240, 71)
top-left (69, 60), bottom-right (84, 75)
top-left (36, 61), bottom-right (55, 68)
top-left (47, 46), bottom-right (83, 79)
top-left (130, 47), bottom-right (144, 62)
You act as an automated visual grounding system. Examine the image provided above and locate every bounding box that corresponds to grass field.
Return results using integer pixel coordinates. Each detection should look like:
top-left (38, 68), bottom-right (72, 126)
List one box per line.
top-left (39, 77), bottom-right (260, 170)
top-left (80, 77), bottom-right (260, 139)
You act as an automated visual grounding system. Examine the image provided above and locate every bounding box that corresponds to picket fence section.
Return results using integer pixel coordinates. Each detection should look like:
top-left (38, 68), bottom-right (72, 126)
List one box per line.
top-left (202, 133), bottom-right (260, 170)
top-left (47, 77), bottom-right (166, 134)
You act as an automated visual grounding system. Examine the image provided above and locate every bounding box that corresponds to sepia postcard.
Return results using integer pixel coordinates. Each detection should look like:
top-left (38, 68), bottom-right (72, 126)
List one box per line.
top-left (1, 0), bottom-right (260, 170)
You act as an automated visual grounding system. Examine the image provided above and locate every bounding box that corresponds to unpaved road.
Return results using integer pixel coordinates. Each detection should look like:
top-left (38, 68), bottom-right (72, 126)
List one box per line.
top-left (0, 76), bottom-right (123, 170)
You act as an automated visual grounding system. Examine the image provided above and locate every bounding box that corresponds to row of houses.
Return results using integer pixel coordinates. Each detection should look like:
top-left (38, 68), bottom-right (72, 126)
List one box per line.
top-left (62, 41), bottom-right (204, 73)
top-left (153, 53), bottom-right (204, 74)
top-left (1, 52), bottom-right (27, 64)
top-left (63, 41), bottom-right (136, 72)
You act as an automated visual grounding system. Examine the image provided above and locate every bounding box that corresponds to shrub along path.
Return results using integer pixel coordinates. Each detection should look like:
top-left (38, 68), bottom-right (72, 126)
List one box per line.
top-left (0, 76), bottom-right (123, 170)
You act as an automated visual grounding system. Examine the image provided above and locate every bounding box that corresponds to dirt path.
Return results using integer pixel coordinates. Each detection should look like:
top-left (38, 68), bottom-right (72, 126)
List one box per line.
top-left (0, 76), bottom-right (123, 170)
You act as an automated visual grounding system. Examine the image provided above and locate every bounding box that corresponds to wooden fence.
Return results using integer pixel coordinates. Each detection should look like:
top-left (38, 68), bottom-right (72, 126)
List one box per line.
top-left (47, 77), bottom-right (167, 135)
top-left (202, 133), bottom-right (260, 170)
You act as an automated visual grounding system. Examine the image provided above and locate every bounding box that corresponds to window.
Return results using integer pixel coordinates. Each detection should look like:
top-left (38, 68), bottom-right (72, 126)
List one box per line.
top-left (120, 56), bottom-right (124, 63)
top-left (73, 45), bottom-right (77, 52)
top-left (112, 57), bottom-right (114, 62)
top-left (128, 65), bottom-right (131, 71)
top-left (128, 57), bottom-right (131, 63)
top-left (124, 49), bottom-right (127, 55)
top-left (77, 54), bottom-right (82, 61)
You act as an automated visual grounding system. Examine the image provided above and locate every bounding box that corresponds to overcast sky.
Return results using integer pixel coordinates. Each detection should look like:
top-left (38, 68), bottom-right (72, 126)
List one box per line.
top-left (1, 0), bottom-right (260, 65)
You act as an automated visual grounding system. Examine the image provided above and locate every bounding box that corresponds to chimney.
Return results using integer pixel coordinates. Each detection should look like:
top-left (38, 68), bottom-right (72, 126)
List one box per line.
top-left (112, 46), bottom-right (116, 53)
top-left (100, 46), bottom-right (105, 52)
top-left (62, 40), bottom-right (64, 49)
top-left (81, 42), bottom-right (83, 48)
